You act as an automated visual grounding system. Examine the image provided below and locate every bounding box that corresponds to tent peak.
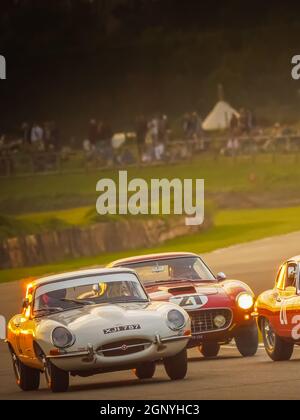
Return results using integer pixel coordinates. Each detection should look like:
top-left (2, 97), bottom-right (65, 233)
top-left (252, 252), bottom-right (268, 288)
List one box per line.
top-left (202, 100), bottom-right (239, 131)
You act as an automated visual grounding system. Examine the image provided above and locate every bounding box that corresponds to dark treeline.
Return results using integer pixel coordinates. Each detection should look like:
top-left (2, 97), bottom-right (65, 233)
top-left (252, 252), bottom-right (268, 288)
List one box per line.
top-left (1, 0), bottom-right (300, 136)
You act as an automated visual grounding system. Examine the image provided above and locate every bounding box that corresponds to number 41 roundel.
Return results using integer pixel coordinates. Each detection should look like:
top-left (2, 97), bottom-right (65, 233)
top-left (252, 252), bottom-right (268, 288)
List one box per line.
top-left (169, 295), bottom-right (208, 310)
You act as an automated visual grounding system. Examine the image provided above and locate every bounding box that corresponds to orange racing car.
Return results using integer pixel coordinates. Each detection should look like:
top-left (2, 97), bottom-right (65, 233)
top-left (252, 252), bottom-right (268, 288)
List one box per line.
top-left (255, 255), bottom-right (300, 361)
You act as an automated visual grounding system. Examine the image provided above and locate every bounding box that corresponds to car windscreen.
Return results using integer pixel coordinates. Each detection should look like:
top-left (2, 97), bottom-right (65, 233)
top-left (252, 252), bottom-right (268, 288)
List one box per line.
top-left (33, 273), bottom-right (148, 315)
top-left (122, 257), bottom-right (215, 283)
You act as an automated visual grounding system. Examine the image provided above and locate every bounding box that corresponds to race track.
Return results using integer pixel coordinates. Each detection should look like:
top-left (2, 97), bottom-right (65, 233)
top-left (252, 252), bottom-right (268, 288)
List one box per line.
top-left (1, 231), bottom-right (300, 400)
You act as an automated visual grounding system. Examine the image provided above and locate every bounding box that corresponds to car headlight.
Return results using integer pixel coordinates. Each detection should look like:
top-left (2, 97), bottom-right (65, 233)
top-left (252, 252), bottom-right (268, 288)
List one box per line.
top-left (52, 327), bottom-right (75, 348)
top-left (167, 309), bottom-right (186, 330)
top-left (236, 293), bottom-right (254, 310)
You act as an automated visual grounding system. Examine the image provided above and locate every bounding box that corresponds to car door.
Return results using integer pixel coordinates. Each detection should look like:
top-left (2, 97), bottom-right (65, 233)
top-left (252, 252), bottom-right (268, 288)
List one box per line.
top-left (267, 263), bottom-right (287, 335)
top-left (276, 262), bottom-right (299, 338)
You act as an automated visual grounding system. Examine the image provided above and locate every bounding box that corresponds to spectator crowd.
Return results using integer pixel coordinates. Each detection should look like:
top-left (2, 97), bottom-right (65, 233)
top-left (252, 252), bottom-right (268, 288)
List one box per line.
top-left (83, 114), bottom-right (171, 166)
top-left (0, 108), bottom-right (299, 175)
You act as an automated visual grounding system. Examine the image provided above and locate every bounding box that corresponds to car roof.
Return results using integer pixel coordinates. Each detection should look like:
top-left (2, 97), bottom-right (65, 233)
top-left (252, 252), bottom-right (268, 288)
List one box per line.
top-left (110, 252), bottom-right (199, 267)
top-left (288, 256), bottom-right (300, 264)
top-left (31, 267), bottom-right (137, 287)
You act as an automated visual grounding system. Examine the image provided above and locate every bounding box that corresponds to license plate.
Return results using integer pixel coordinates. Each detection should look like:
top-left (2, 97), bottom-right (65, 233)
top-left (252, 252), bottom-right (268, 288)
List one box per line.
top-left (103, 324), bottom-right (141, 334)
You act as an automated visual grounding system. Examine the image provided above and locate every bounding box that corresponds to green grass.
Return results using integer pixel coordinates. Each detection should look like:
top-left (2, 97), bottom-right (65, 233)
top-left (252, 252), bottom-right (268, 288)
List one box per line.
top-left (17, 206), bottom-right (92, 225)
top-left (0, 214), bottom-right (71, 241)
top-left (2, 154), bottom-right (300, 214)
top-left (1, 205), bottom-right (300, 284)
top-left (2, 154), bottom-right (300, 283)
top-left (16, 201), bottom-right (216, 226)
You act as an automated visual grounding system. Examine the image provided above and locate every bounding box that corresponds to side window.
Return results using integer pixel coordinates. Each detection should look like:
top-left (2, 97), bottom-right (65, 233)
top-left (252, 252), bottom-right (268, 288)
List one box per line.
top-left (286, 263), bottom-right (297, 289)
top-left (276, 264), bottom-right (287, 290)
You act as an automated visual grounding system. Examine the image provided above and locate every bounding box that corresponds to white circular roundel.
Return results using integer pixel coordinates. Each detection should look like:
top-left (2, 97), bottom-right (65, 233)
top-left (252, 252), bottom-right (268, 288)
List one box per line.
top-left (169, 295), bottom-right (208, 310)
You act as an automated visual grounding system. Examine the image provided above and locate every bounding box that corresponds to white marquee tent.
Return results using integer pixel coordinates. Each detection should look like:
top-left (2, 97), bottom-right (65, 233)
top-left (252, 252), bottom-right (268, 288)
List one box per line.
top-left (202, 100), bottom-right (239, 131)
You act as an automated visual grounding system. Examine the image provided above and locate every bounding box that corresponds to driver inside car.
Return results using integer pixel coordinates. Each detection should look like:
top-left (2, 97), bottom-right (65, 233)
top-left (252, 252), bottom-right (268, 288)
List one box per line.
top-left (77, 281), bottom-right (130, 300)
top-left (286, 265), bottom-right (297, 288)
top-left (38, 289), bottom-right (67, 309)
top-left (169, 261), bottom-right (199, 280)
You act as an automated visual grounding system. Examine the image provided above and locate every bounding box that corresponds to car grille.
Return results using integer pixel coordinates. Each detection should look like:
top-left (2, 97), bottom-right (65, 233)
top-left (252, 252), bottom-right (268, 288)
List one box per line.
top-left (97, 339), bottom-right (152, 357)
top-left (190, 309), bottom-right (232, 334)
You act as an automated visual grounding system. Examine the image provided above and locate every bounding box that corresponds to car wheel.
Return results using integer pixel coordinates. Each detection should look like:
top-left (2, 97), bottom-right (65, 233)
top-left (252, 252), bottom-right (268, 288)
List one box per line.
top-left (11, 351), bottom-right (40, 391)
top-left (235, 322), bottom-right (259, 357)
top-left (164, 348), bottom-right (188, 380)
top-left (200, 342), bottom-right (220, 358)
top-left (134, 362), bottom-right (156, 379)
top-left (45, 360), bottom-right (69, 393)
top-left (261, 317), bottom-right (294, 361)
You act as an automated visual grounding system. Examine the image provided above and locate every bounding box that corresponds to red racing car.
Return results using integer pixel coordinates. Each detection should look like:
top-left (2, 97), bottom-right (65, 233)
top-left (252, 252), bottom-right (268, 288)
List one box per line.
top-left (108, 252), bottom-right (258, 358)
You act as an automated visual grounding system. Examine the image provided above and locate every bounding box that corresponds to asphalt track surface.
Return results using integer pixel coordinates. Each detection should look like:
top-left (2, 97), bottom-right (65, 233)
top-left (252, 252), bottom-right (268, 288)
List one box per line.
top-left (1, 231), bottom-right (300, 400)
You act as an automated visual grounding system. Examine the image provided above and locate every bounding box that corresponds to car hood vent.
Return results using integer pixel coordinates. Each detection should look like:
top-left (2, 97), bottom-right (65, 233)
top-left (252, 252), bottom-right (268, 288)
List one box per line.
top-left (165, 285), bottom-right (197, 294)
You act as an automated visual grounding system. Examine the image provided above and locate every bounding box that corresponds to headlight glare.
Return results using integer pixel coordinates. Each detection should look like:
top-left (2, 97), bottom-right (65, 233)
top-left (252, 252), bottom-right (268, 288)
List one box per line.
top-left (167, 309), bottom-right (186, 330)
top-left (237, 293), bottom-right (254, 310)
top-left (52, 327), bottom-right (74, 348)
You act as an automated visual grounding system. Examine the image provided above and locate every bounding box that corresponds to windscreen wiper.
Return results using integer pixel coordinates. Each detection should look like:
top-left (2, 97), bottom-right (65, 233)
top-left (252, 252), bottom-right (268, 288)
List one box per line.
top-left (61, 298), bottom-right (94, 306)
top-left (34, 307), bottom-right (63, 315)
top-left (113, 299), bottom-right (150, 303)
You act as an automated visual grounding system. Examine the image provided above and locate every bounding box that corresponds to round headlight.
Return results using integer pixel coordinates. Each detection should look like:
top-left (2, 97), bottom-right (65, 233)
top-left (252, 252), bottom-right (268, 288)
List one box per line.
top-left (214, 314), bottom-right (226, 329)
top-left (167, 309), bottom-right (186, 331)
top-left (52, 327), bottom-right (74, 348)
top-left (237, 293), bottom-right (254, 310)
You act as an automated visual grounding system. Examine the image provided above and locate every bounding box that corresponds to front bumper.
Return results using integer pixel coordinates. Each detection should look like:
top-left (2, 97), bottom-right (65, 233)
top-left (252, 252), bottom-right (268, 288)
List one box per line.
top-left (188, 307), bottom-right (255, 345)
top-left (47, 334), bottom-right (190, 372)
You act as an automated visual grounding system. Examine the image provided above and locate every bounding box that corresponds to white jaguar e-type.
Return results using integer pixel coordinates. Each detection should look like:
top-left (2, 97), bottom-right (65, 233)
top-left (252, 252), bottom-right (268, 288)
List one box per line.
top-left (6, 268), bottom-right (191, 392)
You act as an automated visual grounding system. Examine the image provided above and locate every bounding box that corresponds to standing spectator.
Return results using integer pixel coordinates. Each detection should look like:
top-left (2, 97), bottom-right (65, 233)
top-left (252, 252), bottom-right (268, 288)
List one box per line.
top-left (182, 113), bottom-right (191, 139)
top-left (88, 119), bottom-right (98, 146)
top-left (246, 109), bottom-right (255, 133)
top-left (149, 115), bottom-right (160, 145)
top-left (159, 114), bottom-right (169, 144)
top-left (96, 120), bottom-right (105, 158)
top-left (44, 121), bottom-right (52, 149)
top-left (20, 122), bottom-right (31, 145)
top-left (152, 114), bottom-right (169, 161)
top-left (191, 112), bottom-right (205, 149)
top-left (83, 138), bottom-right (96, 162)
top-left (142, 120), bottom-right (154, 163)
top-left (99, 120), bottom-right (113, 165)
top-left (238, 108), bottom-right (248, 134)
top-left (31, 122), bottom-right (44, 149)
top-left (223, 128), bottom-right (240, 156)
top-left (135, 115), bottom-right (148, 161)
top-left (146, 116), bottom-right (159, 161)
top-left (50, 121), bottom-right (60, 151)
top-left (230, 114), bottom-right (239, 132)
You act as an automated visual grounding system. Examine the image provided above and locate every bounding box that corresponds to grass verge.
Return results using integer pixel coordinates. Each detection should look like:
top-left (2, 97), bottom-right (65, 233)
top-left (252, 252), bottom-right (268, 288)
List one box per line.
top-left (0, 205), bottom-right (300, 284)
top-left (2, 154), bottom-right (300, 214)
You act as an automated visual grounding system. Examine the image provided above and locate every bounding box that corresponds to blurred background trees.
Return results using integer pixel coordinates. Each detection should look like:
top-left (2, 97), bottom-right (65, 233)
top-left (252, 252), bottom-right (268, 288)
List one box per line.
top-left (0, 0), bottom-right (300, 136)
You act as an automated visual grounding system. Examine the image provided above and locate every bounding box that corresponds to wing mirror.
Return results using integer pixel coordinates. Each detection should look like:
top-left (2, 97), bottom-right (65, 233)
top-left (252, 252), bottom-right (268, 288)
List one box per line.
top-left (217, 272), bottom-right (227, 281)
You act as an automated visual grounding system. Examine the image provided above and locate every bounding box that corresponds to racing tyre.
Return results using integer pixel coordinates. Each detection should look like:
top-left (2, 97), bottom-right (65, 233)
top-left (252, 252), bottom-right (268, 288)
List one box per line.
top-left (235, 322), bottom-right (259, 357)
top-left (261, 317), bottom-right (294, 361)
top-left (164, 348), bottom-right (188, 380)
top-left (11, 351), bottom-right (40, 391)
top-left (134, 362), bottom-right (156, 379)
top-left (200, 342), bottom-right (220, 358)
top-left (45, 361), bottom-right (69, 393)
